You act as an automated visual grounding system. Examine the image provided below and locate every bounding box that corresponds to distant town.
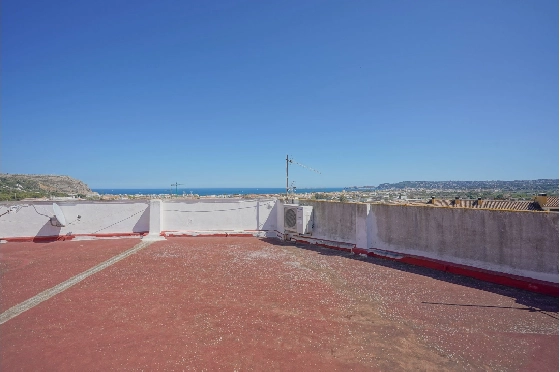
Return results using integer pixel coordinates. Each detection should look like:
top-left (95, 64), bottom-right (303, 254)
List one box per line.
top-left (335, 179), bottom-right (559, 203)
top-left (0, 174), bottom-right (557, 204)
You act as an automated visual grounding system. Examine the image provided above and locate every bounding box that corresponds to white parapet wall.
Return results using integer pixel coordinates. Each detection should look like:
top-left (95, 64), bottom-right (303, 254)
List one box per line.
top-left (0, 201), bottom-right (150, 239)
top-left (162, 199), bottom-right (277, 235)
top-left (0, 199), bottom-right (279, 240)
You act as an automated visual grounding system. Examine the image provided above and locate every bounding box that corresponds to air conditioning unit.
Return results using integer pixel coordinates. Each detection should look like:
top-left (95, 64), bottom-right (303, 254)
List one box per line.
top-left (284, 205), bottom-right (313, 234)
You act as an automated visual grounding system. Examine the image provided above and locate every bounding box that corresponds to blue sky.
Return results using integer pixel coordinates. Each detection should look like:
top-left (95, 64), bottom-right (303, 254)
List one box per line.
top-left (2, 0), bottom-right (558, 188)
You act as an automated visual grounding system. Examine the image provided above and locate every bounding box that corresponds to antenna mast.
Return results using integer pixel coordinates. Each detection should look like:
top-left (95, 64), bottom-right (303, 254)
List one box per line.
top-left (286, 155), bottom-right (289, 198)
top-left (286, 155), bottom-right (321, 198)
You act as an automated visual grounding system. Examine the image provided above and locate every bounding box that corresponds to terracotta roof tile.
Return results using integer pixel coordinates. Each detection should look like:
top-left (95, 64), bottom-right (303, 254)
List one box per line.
top-left (431, 199), bottom-right (543, 211)
top-left (543, 196), bottom-right (559, 208)
top-left (481, 200), bottom-right (541, 211)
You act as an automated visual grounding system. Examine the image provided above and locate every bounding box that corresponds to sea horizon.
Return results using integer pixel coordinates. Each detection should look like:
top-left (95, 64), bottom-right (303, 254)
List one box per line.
top-left (92, 187), bottom-right (346, 196)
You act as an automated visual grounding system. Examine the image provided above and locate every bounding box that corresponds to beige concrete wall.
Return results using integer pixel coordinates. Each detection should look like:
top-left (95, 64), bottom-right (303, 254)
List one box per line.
top-left (296, 201), bottom-right (558, 283)
top-left (369, 204), bottom-right (559, 283)
top-left (299, 200), bottom-right (357, 244)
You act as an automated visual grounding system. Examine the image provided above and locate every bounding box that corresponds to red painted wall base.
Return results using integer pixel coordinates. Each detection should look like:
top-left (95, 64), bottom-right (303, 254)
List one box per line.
top-left (360, 246), bottom-right (557, 297)
top-left (291, 238), bottom-right (557, 297)
top-left (3, 232), bottom-right (148, 243)
top-left (162, 231), bottom-right (258, 238)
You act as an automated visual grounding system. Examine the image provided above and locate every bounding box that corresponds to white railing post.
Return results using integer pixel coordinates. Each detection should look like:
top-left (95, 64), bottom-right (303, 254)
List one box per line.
top-left (143, 199), bottom-right (166, 241)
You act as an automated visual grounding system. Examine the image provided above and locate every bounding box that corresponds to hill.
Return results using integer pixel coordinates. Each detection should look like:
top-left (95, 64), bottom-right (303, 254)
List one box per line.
top-left (0, 174), bottom-right (92, 200)
top-left (344, 179), bottom-right (558, 200)
top-left (348, 179), bottom-right (558, 192)
top-left (378, 179), bottom-right (558, 191)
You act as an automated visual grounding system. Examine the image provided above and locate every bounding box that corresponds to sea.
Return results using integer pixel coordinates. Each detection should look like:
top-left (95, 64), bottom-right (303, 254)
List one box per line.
top-left (92, 187), bottom-right (345, 196)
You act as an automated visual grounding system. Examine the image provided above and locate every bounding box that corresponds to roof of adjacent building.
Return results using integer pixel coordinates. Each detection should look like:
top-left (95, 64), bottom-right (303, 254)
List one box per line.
top-left (430, 199), bottom-right (545, 211)
top-left (541, 196), bottom-right (559, 208)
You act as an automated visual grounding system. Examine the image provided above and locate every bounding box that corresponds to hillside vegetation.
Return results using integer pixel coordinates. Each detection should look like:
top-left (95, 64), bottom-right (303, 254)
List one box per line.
top-left (0, 174), bottom-right (92, 201)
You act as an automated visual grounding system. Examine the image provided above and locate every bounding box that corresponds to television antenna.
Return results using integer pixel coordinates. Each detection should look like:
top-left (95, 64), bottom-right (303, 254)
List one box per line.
top-left (286, 155), bottom-right (321, 198)
top-left (288, 181), bottom-right (297, 196)
top-left (171, 182), bottom-right (183, 197)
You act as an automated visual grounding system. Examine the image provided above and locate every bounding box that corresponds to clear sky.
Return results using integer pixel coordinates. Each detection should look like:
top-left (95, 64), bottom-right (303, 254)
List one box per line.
top-left (2, 0), bottom-right (558, 188)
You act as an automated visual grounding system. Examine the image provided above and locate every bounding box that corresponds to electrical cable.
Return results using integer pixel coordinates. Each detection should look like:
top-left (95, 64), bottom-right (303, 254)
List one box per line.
top-left (30, 204), bottom-right (51, 218)
top-left (92, 209), bottom-right (146, 234)
top-left (165, 202), bottom-right (273, 214)
top-left (66, 217), bottom-right (81, 226)
top-left (0, 204), bottom-right (50, 218)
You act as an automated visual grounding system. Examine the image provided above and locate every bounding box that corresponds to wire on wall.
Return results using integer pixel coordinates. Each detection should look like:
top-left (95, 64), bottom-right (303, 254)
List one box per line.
top-left (92, 209), bottom-right (146, 234)
top-left (165, 202), bottom-right (273, 214)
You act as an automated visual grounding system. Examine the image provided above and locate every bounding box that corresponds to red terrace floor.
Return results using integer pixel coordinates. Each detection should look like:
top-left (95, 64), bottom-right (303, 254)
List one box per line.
top-left (0, 237), bottom-right (558, 371)
top-left (0, 238), bottom-right (140, 313)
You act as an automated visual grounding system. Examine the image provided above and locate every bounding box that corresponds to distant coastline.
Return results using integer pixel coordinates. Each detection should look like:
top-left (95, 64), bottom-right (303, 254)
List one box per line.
top-left (92, 179), bottom-right (558, 197)
top-left (92, 187), bottom-right (345, 196)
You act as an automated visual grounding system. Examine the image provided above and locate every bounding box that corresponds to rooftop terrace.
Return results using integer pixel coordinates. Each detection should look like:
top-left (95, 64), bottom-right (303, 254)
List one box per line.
top-left (1, 236), bottom-right (557, 370)
top-left (1, 197), bottom-right (558, 369)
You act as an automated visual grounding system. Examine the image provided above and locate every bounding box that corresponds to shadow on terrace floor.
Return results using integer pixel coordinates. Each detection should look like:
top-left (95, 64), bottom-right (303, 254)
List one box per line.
top-left (260, 238), bottom-right (559, 319)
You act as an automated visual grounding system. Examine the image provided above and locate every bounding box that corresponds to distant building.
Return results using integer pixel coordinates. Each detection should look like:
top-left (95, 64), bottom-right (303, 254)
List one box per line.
top-left (535, 193), bottom-right (559, 212)
top-left (427, 195), bottom-right (558, 212)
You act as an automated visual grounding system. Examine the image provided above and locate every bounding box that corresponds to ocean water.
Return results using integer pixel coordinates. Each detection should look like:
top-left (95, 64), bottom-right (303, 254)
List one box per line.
top-left (92, 187), bottom-right (344, 196)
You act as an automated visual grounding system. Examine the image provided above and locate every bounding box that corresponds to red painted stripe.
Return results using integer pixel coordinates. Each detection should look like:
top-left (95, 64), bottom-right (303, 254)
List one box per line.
top-left (3, 235), bottom-right (75, 243)
top-left (165, 233), bottom-right (226, 237)
top-left (76, 232), bottom-right (147, 238)
top-left (357, 248), bottom-right (558, 297)
top-left (3, 232), bottom-right (148, 243)
top-left (401, 255), bottom-right (557, 297)
top-left (162, 232), bottom-right (255, 238)
top-left (353, 248), bottom-right (369, 255)
top-left (294, 240), bottom-right (557, 297)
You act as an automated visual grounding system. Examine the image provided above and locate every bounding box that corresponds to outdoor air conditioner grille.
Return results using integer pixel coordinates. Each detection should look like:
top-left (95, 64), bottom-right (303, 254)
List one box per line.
top-left (285, 208), bottom-right (297, 228)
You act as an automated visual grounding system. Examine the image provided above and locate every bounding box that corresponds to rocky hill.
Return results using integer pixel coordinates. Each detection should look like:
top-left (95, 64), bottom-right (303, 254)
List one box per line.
top-left (0, 174), bottom-right (92, 196)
